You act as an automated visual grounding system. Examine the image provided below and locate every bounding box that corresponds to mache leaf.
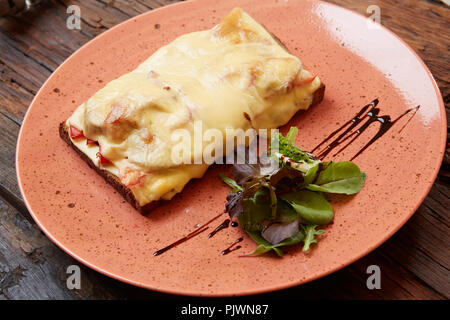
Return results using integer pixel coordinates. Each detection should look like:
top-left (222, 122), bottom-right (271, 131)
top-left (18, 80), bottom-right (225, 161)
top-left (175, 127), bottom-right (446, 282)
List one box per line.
top-left (306, 161), bottom-right (366, 195)
top-left (280, 190), bottom-right (334, 225)
top-left (276, 199), bottom-right (299, 223)
top-left (304, 162), bottom-right (320, 185)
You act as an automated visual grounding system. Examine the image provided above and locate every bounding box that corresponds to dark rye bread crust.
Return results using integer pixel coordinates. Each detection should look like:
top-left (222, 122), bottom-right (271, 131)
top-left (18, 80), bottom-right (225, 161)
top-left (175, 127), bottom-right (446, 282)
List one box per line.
top-left (312, 83), bottom-right (325, 107)
top-left (59, 85), bottom-right (324, 215)
top-left (59, 122), bottom-right (160, 214)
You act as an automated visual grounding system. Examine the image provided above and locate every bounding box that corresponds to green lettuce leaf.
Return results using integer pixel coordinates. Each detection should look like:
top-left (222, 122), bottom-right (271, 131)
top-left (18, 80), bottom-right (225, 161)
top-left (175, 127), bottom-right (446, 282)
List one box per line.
top-left (280, 190), bottom-right (334, 225)
top-left (219, 173), bottom-right (243, 192)
top-left (305, 161), bottom-right (366, 195)
top-left (301, 224), bottom-right (325, 251)
top-left (238, 189), bottom-right (272, 232)
top-left (270, 130), bottom-right (320, 173)
top-left (276, 199), bottom-right (299, 223)
top-left (304, 162), bottom-right (320, 185)
top-left (285, 126), bottom-right (298, 143)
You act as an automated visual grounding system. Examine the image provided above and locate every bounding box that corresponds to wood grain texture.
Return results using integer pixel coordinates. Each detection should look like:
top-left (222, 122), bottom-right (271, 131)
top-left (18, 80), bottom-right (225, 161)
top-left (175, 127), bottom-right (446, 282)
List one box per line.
top-left (0, 0), bottom-right (448, 299)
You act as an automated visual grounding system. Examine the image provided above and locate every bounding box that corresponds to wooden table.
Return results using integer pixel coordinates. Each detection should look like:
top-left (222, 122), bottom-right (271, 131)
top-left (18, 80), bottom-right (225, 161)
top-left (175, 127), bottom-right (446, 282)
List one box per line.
top-left (0, 0), bottom-right (448, 300)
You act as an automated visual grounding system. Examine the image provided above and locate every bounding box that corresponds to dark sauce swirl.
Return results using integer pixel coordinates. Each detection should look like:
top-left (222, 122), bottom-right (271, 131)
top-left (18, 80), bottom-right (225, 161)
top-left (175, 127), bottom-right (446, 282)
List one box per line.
top-left (153, 212), bottom-right (223, 256)
top-left (312, 99), bottom-right (420, 160)
top-left (221, 237), bottom-right (244, 255)
top-left (208, 219), bottom-right (230, 238)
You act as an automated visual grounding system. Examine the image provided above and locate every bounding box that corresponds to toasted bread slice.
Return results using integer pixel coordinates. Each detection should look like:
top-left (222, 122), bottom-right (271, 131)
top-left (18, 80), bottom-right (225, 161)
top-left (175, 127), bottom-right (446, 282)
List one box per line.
top-left (59, 8), bottom-right (325, 214)
top-left (59, 84), bottom-right (324, 214)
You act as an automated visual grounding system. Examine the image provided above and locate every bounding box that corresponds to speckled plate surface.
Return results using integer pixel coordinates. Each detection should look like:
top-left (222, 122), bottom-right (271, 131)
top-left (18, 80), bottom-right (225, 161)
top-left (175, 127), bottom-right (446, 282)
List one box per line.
top-left (16, 0), bottom-right (446, 296)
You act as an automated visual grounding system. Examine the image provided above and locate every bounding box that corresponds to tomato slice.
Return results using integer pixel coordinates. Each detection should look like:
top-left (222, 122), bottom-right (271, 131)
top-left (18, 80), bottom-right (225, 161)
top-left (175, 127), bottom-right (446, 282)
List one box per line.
top-left (297, 75), bottom-right (317, 86)
top-left (69, 125), bottom-right (85, 139)
top-left (119, 168), bottom-right (146, 187)
top-left (96, 145), bottom-right (112, 165)
top-left (305, 75), bottom-right (317, 84)
top-left (86, 138), bottom-right (98, 146)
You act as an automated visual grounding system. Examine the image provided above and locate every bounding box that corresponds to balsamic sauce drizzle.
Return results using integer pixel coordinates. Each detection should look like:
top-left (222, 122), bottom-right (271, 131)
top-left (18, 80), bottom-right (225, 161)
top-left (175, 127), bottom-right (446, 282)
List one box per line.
top-left (153, 212), bottom-right (224, 256)
top-left (208, 219), bottom-right (230, 238)
top-left (311, 99), bottom-right (378, 154)
top-left (221, 238), bottom-right (244, 255)
top-left (311, 99), bottom-right (420, 161)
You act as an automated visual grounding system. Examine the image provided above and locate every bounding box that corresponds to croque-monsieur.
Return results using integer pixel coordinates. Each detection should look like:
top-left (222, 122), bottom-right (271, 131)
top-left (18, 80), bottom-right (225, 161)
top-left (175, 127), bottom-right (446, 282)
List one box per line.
top-left (60, 8), bottom-right (325, 214)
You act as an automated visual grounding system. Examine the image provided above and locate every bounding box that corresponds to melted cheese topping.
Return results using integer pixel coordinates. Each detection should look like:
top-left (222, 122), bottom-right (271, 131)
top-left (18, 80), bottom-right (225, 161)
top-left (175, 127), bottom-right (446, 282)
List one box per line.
top-left (66, 8), bottom-right (322, 206)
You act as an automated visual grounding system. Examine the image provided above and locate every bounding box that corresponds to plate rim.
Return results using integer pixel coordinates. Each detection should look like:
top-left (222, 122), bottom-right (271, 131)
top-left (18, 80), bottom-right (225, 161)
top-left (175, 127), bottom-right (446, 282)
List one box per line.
top-left (15, 0), bottom-right (447, 297)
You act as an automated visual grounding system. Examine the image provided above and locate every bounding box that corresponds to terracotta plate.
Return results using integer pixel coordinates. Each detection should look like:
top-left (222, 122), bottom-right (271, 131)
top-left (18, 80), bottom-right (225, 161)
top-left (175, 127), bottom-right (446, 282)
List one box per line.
top-left (16, 0), bottom-right (446, 296)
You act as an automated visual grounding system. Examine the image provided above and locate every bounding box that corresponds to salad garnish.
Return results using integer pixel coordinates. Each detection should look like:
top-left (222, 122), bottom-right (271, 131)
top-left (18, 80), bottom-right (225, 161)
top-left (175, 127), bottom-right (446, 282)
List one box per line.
top-left (220, 127), bottom-right (366, 256)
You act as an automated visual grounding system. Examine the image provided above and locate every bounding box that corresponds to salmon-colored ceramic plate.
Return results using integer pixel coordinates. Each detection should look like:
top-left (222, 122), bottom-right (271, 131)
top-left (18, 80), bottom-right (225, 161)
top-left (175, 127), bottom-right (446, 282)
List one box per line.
top-left (16, 0), bottom-right (446, 296)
